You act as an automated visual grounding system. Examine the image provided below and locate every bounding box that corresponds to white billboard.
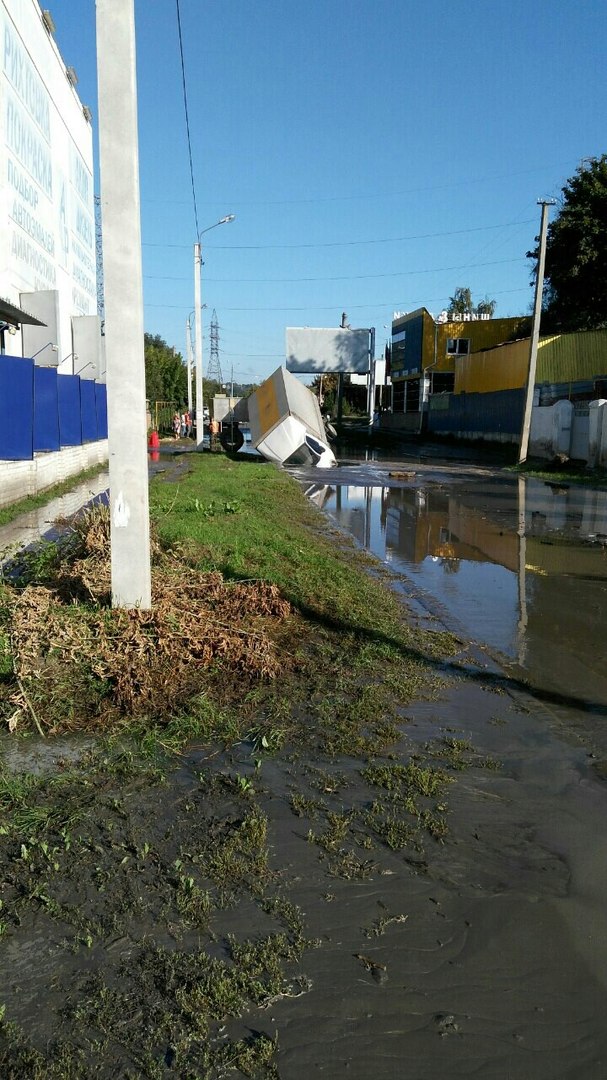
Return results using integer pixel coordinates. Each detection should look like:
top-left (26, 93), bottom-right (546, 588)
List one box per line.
top-left (286, 327), bottom-right (371, 374)
top-left (0, 0), bottom-right (96, 367)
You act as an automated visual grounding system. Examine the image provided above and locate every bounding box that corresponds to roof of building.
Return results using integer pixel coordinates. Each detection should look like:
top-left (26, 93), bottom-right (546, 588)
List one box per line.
top-left (0, 297), bottom-right (46, 327)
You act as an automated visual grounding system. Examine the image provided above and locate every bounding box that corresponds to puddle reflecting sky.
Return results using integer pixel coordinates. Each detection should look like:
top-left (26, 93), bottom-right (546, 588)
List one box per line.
top-left (311, 474), bottom-right (607, 707)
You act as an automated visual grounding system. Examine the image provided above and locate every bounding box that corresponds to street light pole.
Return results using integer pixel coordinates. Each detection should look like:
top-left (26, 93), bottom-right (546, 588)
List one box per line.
top-left (193, 215), bottom-right (235, 449)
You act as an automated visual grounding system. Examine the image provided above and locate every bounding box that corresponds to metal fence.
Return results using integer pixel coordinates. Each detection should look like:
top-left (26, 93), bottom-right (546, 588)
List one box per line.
top-left (0, 353), bottom-right (108, 461)
top-left (428, 388), bottom-right (525, 437)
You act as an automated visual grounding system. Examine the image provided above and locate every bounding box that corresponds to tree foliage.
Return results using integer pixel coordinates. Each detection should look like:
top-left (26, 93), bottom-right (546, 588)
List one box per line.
top-left (144, 333), bottom-right (188, 404)
top-left (528, 155), bottom-right (607, 332)
top-left (448, 286), bottom-right (496, 317)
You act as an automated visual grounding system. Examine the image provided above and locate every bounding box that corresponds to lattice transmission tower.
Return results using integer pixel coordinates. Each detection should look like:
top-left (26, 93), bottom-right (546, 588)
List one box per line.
top-left (206, 309), bottom-right (223, 385)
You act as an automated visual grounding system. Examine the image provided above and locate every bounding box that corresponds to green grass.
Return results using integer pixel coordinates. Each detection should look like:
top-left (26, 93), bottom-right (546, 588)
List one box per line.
top-left (505, 461), bottom-right (607, 486)
top-left (149, 453), bottom-right (455, 663)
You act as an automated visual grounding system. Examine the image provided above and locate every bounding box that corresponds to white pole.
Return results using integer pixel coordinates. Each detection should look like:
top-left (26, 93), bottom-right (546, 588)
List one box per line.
top-left (194, 243), bottom-right (204, 448)
top-left (96, 0), bottom-right (151, 609)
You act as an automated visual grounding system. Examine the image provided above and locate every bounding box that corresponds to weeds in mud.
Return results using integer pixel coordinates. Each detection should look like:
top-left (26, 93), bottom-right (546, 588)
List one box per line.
top-left (289, 792), bottom-right (322, 818)
top-left (363, 910), bottom-right (409, 938)
top-left (425, 735), bottom-right (503, 773)
top-left (0, 456), bottom-right (468, 1076)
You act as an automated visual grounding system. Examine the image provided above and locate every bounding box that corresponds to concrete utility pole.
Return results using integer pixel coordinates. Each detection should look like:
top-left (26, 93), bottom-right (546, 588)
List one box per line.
top-left (519, 199), bottom-right (556, 464)
top-left (96, 0), bottom-right (151, 609)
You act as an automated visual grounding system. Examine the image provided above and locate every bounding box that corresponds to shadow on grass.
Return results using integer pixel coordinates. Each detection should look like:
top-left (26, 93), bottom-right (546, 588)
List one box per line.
top-left (291, 598), bottom-right (607, 721)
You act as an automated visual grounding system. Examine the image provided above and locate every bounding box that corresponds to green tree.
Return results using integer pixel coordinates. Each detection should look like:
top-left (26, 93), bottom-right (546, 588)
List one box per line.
top-left (310, 373), bottom-right (338, 415)
top-left (144, 333), bottom-right (188, 404)
top-left (448, 286), bottom-right (474, 315)
top-left (527, 155), bottom-right (607, 332)
top-left (475, 295), bottom-right (497, 317)
top-left (448, 286), bottom-right (496, 317)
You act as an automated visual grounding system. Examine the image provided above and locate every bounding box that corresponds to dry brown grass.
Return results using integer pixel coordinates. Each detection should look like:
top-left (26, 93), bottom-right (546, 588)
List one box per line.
top-left (6, 506), bottom-right (292, 734)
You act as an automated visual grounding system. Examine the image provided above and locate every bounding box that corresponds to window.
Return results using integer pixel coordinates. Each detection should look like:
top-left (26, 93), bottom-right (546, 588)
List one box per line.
top-left (446, 338), bottom-right (470, 356)
top-left (405, 379), bottom-right (420, 413)
top-left (431, 372), bottom-right (455, 394)
top-left (392, 382), bottom-right (405, 412)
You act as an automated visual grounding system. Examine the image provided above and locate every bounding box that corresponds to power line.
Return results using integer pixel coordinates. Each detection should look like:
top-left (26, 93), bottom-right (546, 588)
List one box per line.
top-left (142, 217), bottom-right (535, 252)
top-left (143, 256), bottom-right (524, 286)
top-left (175, 0), bottom-right (200, 239)
top-left (138, 159), bottom-right (578, 208)
top-left (145, 285), bottom-right (531, 314)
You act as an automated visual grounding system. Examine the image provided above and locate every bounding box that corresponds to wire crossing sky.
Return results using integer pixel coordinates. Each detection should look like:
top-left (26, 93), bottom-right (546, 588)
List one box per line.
top-left (50, 0), bottom-right (606, 382)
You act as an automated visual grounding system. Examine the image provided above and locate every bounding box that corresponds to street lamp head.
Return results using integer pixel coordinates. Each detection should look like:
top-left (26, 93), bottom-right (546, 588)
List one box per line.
top-left (198, 215), bottom-right (236, 240)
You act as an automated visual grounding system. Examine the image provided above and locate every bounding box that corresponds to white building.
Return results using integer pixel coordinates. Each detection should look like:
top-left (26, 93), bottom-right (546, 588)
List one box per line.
top-left (0, 0), bottom-right (102, 375)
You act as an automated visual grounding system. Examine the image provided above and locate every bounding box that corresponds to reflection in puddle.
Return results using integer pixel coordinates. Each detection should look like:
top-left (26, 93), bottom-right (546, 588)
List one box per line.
top-left (318, 475), bottom-right (607, 707)
top-left (0, 471), bottom-right (109, 565)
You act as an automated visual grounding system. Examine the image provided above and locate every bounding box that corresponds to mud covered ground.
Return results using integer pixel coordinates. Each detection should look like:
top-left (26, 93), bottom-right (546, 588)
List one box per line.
top-left (1, 453), bottom-right (607, 1078)
top-left (3, 660), bottom-right (607, 1078)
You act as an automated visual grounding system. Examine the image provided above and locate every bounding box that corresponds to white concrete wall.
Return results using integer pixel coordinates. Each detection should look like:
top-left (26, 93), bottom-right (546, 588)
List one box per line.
top-left (588, 400), bottom-right (607, 468)
top-left (528, 398), bottom-right (607, 466)
top-left (529, 400), bottom-right (574, 459)
top-left (0, 439), bottom-right (108, 508)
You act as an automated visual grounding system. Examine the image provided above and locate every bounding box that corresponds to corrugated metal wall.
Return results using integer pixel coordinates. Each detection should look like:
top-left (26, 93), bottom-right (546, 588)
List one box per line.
top-left (455, 329), bottom-right (607, 395)
top-left (0, 354), bottom-right (108, 460)
top-left (428, 388), bottom-right (525, 436)
top-left (456, 337), bottom-right (529, 393)
top-left (437, 317), bottom-right (530, 377)
top-left (538, 330), bottom-right (607, 384)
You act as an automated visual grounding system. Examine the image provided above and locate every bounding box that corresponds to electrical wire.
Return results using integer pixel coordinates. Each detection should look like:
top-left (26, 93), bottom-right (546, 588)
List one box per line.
top-left (175, 0), bottom-right (200, 240)
top-left (143, 256), bottom-right (524, 287)
top-left (142, 217), bottom-right (535, 253)
top-left (139, 159), bottom-right (577, 208)
top-left (144, 285), bottom-right (531, 314)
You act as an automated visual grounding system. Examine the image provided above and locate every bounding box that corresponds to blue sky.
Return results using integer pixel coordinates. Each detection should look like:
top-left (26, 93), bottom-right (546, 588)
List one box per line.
top-left (50, 0), bottom-right (606, 384)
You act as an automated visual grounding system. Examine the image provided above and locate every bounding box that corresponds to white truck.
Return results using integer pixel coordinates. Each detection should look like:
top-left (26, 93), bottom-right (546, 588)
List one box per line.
top-left (219, 367), bottom-right (336, 468)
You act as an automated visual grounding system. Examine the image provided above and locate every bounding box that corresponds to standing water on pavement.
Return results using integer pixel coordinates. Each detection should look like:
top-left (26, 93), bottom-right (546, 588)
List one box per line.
top-left (301, 462), bottom-right (607, 729)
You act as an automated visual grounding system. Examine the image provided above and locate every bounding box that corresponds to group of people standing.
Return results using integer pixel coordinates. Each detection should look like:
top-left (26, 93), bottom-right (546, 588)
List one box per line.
top-left (172, 410), bottom-right (192, 439)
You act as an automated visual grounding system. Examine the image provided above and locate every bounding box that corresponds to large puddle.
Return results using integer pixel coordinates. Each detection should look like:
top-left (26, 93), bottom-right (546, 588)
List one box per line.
top-left (308, 470), bottom-right (607, 714)
top-left (0, 470), bottom-right (110, 564)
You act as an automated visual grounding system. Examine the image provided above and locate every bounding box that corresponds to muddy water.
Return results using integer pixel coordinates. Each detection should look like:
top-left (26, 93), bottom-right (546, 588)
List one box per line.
top-left (269, 457), bottom-right (607, 1078)
top-left (304, 465), bottom-right (607, 734)
top-left (3, 456), bottom-right (607, 1076)
top-left (0, 470), bottom-right (110, 565)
